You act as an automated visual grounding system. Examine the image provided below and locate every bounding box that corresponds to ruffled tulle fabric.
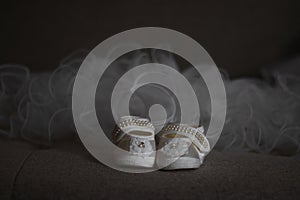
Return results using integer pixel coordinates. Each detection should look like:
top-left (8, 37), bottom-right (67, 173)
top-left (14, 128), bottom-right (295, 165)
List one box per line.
top-left (217, 75), bottom-right (300, 156)
top-left (0, 50), bottom-right (86, 145)
top-left (0, 50), bottom-right (299, 157)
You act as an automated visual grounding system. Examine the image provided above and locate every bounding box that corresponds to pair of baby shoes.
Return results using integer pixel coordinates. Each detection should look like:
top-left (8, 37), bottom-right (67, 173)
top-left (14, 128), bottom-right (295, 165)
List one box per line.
top-left (112, 116), bottom-right (210, 170)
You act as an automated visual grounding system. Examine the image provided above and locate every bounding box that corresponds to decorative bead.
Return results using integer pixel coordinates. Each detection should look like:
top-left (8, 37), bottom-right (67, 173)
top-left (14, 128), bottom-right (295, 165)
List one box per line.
top-left (138, 142), bottom-right (145, 148)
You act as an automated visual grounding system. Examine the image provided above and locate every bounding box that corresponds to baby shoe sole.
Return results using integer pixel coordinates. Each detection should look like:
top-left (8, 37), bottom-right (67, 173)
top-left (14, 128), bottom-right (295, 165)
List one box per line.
top-left (116, 155), bottom-right (155, 168)
top-left (157, 157), bottom-right (201, 170)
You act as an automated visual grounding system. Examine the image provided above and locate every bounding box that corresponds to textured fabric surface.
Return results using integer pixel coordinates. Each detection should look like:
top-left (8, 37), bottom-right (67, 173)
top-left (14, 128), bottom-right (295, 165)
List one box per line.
top-left (1, 139), bottom-right (300, 200)
top-left (0, 139), bottom-right (36, 200)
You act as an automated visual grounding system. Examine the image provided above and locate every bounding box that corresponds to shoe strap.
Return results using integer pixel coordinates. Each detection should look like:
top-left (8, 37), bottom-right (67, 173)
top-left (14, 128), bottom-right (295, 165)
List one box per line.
top-left (113, 116), bottom-right (155, 143)
top-left (159, 124), bottom-right (210, 154)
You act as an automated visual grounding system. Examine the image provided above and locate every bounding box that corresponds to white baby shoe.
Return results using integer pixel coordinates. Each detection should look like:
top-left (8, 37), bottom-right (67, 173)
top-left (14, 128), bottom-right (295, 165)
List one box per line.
top-left (156, 124), bottom-right (210, 170)
top-left (112, 116), bottom-right (156, 168)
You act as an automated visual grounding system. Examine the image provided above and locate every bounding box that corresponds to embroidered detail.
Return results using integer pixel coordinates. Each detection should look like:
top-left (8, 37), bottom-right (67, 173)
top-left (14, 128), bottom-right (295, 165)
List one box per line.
top-left (163, 140), bottom-right (190, 157)
top-left (130, 137), bottom-right (153, 155)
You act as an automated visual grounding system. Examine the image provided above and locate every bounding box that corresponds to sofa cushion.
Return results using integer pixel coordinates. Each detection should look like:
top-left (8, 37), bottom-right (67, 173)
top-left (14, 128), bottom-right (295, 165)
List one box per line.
top-left (1, 139), bottom-right (299, 200)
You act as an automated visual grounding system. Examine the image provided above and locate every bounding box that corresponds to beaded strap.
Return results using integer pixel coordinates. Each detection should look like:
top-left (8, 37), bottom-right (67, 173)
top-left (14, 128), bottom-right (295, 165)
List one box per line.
top-left (160, 124), bottom-right (210, 154)
top-left (113, 117), bottom-right (155, 143)
top-left (118, 118), bottom-right (154, 129)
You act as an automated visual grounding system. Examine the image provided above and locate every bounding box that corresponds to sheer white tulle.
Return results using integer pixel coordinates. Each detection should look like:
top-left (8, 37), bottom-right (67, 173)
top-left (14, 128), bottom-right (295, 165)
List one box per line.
top-left (0, 50), bottom-right (299, 157)
top-left (216, 74), bottom-right (300, 156)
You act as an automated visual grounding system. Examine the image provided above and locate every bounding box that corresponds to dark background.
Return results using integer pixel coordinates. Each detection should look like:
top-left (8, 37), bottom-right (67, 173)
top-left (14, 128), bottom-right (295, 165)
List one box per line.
top-left (1, 0), bottom-right (300, 77)
top-left (1, 2), bottom-right (300, 199)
